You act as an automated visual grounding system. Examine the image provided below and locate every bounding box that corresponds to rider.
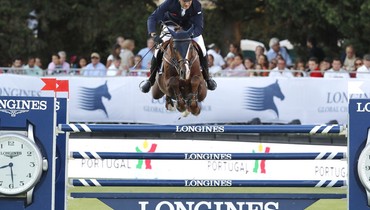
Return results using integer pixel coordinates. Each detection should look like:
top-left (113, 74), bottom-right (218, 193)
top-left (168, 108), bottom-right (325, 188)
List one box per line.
top-left (139, 0), bottom-right (217, 93)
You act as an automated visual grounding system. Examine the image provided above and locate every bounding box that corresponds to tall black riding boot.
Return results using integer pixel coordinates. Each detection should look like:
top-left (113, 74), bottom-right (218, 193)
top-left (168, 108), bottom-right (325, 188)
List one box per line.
top-left (140, 52), bottom-right (162, 93)
top-left (200, 55), bottom-right (217, 91)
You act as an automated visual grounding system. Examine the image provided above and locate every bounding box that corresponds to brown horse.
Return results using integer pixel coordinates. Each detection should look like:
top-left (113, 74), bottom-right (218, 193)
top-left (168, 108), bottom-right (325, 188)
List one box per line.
top-left (151, 26), bottom-right (207, 116)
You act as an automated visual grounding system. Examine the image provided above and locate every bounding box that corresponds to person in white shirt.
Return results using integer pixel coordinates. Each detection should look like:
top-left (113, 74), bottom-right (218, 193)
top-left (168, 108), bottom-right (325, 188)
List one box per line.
top-left (107, 57), bottom-right (123, 76)
top-left (207, 43), bottom-right (225, 68)
top-left (324, 58), bottom-right (350, 78)
top-left (268, 58), bottom-right (294, 78)
top-left (356, 54), bottom-right (370, 79)
top-left (208, 54), bottom-right (222, 76)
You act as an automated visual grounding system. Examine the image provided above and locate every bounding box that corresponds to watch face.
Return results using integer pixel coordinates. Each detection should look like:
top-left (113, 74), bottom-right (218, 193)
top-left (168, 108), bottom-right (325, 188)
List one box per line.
top-left (358, 144), bottom-right (370, 191)
top-left (0, 134), bottom-right (43, 195)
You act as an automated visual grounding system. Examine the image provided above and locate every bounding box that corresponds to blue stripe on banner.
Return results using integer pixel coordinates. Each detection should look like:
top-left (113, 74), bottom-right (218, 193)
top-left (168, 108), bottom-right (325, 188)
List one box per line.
top-left (71, 179), bottom-right (346, 188)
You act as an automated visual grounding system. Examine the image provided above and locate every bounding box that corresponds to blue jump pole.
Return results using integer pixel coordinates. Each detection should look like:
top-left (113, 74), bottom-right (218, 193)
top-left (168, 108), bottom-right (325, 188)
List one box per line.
top-left (60, 124), bottom-right (345, 134)
top-left (70, 151), bottom-right (346, 160)
top-left (72, 179), bottom-right (346, 188)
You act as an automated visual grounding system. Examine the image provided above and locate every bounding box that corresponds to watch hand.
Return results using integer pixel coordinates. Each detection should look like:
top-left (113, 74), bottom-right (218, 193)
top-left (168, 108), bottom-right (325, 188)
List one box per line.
top-left (0, 164), bottom-right (10, 169)
top-left (9, 162), bottom-right (14, 186)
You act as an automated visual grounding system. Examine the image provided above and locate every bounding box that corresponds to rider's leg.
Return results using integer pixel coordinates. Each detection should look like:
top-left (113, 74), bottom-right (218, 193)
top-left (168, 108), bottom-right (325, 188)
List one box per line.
top-left (199, 54), bottom-right (217, 90)
top-left (193, 35), bottom-right (217, 91)
top-left (140, 50), bottom-right (163, 93)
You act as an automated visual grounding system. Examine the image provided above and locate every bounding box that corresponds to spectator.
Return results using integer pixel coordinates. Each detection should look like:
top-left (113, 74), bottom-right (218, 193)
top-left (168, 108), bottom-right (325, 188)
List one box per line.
top-left (131, 55), bottom-right (147, 76)
top-left (267, 37), bottom-right (293, 67)
top-left (224, 42), bottom-right (241, 61)
top-left (244, 57), bottom-right (257, 77)
top-left (83, 52), bottom-right (106, 76)
top-left (119, 39), bottom-right (135, 71)
top-left (116, 36), bottom-right (125, 49)
top-left (77, 57), bottom-right (88, 75)
top-left (341, 45), bottom-right (357, 72)
top-left (268, 58), bottom-right (277, 70)
top-left (106, 44), bottom-right (121, 69)
top-left (307, 57), bottom-right (323, 77)
top-left (35, 57), bottom-right (43, 69)
top-left (208, 54), bottom-right (222, 76)
top-left (269, 58), bottom-right (294, 78)
top-left (207, 43), bottom-right (225, 68)
top-left (10, 57), bottom-right (24, 74)
top-left (293, 58), bottom-right (306, 77)
top-left (137, 37), bottom-right (155, 69)
top-left (254, 45), bottom-right (265, 63)
top-left (306, 36), bottom-right (325, 62)
top-left (47, 54), bottom-right (62, 75)
top-left (320, 57), bottom-right (332, 72)
top-left (70, 55), bottom-right (78, 68)
top-left (23, 57), bottom-right (43, 76)
top-left (324, 58), bottom-right (350, 78)
top-left (350, 57), bottom-right (363, 78)
top-left (356, 54), bottom-right (370, 79)
top-left (257, 54), bottom-right (269, 76)
top-left (107, 56), bottom-right (123, 76)
top-left (223, 53), bottom-right (235, 71)
top-left (57, 51), bottom-right (70, 74)
top-left (254, 64), bottom-right (263, 77)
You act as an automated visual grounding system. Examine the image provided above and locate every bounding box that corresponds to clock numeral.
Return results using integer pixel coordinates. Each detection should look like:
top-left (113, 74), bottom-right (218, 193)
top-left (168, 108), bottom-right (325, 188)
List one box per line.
top-left (19, 181), bottom-right (24, 186)
top-left (0, 181), bottom-right (2, 186)
top-left (366, 166), bottom-right (370, 171)
top-left (27, 151), bottom-right (32, 156)
top-left (26, 173), bottom-right (32, 178)
top-left (0, 144), bottom-right (2, 149)
top-left (21, 144), bottom-right (24, 149)
top-left (8, 141), bottom-right (14, 146)
top-left (9, 184), bottom-right (14, 189)
top-left (29, 162), bottom-right (35, 167)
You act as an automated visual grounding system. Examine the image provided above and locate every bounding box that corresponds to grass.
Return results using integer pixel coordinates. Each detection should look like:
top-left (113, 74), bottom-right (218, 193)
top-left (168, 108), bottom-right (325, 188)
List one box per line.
top-left (68, 187), bottom-right (347, 210)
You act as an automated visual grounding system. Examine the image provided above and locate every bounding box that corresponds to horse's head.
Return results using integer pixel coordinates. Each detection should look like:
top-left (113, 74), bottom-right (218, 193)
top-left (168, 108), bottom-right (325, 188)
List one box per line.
top-left (168, 25), bottom-right (196, 80)
top-left (98, 81), bottom-right (112, 100)
top-left (271, 80), bottom-right (285, 100)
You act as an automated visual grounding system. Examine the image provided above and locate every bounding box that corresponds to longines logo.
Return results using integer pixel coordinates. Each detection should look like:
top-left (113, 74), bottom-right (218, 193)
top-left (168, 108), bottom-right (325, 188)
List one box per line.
top-left (0, 99), bottom-right (47, 117)
top-left (357, 102), bottom-right (370, 112)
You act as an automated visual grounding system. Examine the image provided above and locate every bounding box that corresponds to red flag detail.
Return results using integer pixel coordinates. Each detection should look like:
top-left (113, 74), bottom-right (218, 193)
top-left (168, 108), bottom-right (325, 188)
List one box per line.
top-left (56, 80), bottom-right (69, 92)
top-left (41, 78), bottom-right (57, 91)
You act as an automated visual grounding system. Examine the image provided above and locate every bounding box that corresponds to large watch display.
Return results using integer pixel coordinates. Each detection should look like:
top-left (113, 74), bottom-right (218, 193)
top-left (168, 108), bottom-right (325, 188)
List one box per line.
top-left (0, 124), bottom-right (48, 205)
top-left (358, 142), bottom-right (370, 206)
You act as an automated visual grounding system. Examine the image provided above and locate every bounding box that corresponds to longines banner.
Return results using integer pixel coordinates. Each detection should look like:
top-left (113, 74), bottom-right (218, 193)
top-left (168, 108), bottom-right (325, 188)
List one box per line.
top-left (0, 74), bottom-right (368, 124)
top-left (68, 139), bottom-right (346, 180)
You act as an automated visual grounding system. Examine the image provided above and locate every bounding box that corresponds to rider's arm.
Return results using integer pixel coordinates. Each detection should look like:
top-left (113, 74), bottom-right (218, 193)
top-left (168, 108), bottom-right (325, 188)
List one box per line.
top-left (190, 1), bottom-right (204, 37)
top-left (147, 0), bottom-right (172, 35)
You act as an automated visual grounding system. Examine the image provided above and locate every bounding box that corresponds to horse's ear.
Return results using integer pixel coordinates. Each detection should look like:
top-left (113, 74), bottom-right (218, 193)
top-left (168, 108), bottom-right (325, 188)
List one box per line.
top-left (105, 80), bottom-right (108, 85)
top-left (186, 25), bottom-right (194, 37)
top-left (168, 27), bottom-right (176, 37)
top-left (275, 79), bottom-right (278, 84)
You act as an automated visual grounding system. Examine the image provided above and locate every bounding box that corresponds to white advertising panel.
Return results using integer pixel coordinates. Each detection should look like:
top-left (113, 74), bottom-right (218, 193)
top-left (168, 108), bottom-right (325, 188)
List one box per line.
top-left (68, 139), bottom-right (346, 180)
top-left (1, 74), bottom-right (369, 124)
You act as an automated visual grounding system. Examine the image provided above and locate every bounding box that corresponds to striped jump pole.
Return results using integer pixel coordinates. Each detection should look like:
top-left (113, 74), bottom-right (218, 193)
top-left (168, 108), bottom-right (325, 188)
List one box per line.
top-left (72, 179), bottom-right (346, 188)
top-left (59, 124), bottom-right (346, 134)
top-left (70, 151), bottom-right (346, 160)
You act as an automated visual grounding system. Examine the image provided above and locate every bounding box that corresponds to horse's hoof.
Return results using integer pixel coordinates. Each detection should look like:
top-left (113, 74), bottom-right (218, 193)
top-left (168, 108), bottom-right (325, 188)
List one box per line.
top-left (166, 104), bottom-right (176, 111)
top-left (182, 110), bottom-right (190, 117)
top-left (191, 107), bottom-right (201, 116)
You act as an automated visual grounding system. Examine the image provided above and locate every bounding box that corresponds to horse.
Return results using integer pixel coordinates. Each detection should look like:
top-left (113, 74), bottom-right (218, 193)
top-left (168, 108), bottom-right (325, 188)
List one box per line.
top-left (244, 80), bottom-right (285, 117)
top-left (151, 25), bottom-right (207, 116)
top-left (79, 81), bottom-right (111, 117)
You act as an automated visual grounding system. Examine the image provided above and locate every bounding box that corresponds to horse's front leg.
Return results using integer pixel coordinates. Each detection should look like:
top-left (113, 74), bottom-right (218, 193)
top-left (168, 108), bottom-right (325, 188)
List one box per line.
top-left (167, 77), bottom-right (186, 112)
top-left (189, 75), bottom-right (202, 115)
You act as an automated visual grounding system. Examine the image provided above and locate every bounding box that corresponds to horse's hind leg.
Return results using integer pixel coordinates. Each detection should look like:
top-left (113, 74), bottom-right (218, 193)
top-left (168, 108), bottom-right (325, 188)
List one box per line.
top-left (189, 76), bottom-right (202, 116)
top-left (168, 77), bottom-right (186, 112)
